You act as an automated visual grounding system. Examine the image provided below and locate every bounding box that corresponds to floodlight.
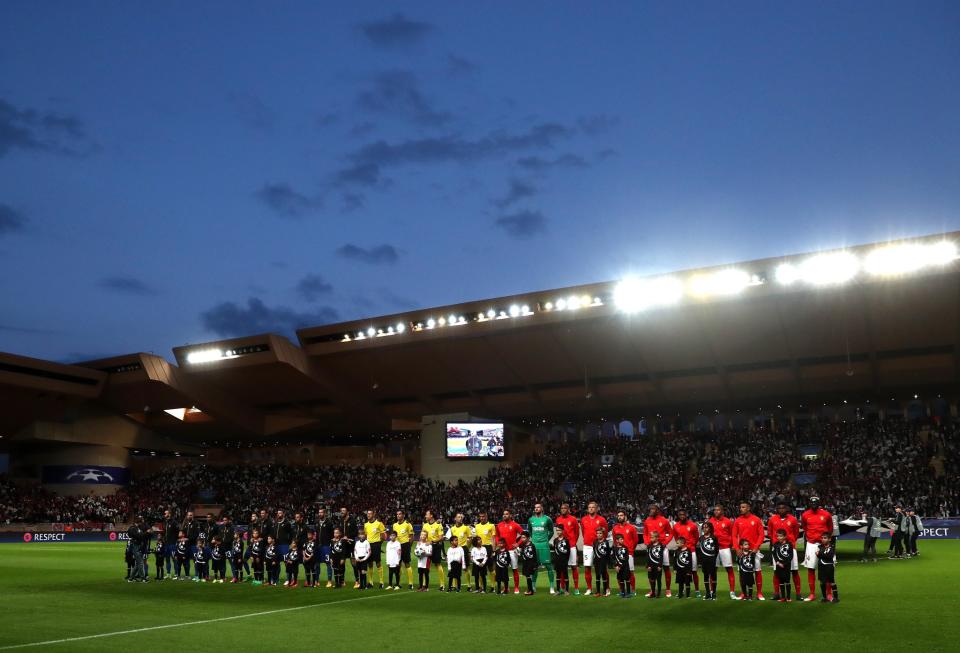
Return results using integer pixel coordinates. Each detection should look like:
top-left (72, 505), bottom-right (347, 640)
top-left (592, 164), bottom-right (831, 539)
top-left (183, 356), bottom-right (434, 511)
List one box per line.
top-left (567, 296), bottom-right (581, 310)
top-left (544, 301), bottom-right (553, 310)
top-left (509, 304), bottom-right (520, 317)
top-left (367, 327), bottom-right (376, 337)
top-left (426, 318), bottom-right (436, 328)
top-left (396, 323), bottom-right (406, 333)
top-left (864, 241), bottom-right (958, 277)
top-left (555, 298), bottom-right (567, 310)
top-left (689, 268), bottom-right (752, 297)
top-left (487, 309), bottom-right (496, 318)
top-left (795, 251), bottom-right (859, 286)
top-left (613, 276), bottom-right (683, 313)
top-left (186, 349), bottom-right (223, 364)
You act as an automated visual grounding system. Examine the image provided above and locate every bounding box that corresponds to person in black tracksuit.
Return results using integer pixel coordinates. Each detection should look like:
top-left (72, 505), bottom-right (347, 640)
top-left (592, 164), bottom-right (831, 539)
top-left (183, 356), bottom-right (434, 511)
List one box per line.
top-left (139, 527), bottom-right (152, 579)
top-left (265, 536), bottom-right (280, 586)
top-left (697, 523), bottom-right (719, 600)
top-left (211, 537), bottom-right (227, 581)
top-left (272, 510), bottom-right (293, 557)
top-left (174, 532), bottom-right (189, 578)
top-left (593, 529), bottom-right (611, 596)
top-left (551, 526), bottom-right (570, 594)
top-left (162, 511), bottom-right (179, 575)
top-left (817, 534), bottom-right (838, 603)
top-left (613, 534), bottom-right (631, 597)
top-left (737, 539), bottom-right (756, 600)
top-left (673, 539), bottom-right (693, 598)
top-left (302, 531), bottom-right (318, 587)
top-left (154, 535), bottom-right (166, 580)
top-left (230, 534), bottom-right (245, 582)
top-left (337, 509), bottom-right (360, 586)
top-left (494, 541), bottom-right (511, 594)
top-left (646, 536), bottom-right (666, 597)
top-left (772, 530), bottom-right (794, 601)
top-left (249, 531), bottom-right (266, 583)
top-left (519, 533), bottom-right (539, 595)
top-left (330, 530), bottom-right (350, 588)
top-left (126, 518), bottom-right (147, 582)
top-left (180, 513), bottom-right (199, 576)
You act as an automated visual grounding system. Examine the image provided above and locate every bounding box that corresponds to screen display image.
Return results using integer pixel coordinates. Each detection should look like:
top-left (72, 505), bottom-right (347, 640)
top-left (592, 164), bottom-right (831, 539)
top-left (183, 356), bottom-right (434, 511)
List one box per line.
top-left (446, 423), bottom-right (504, 459)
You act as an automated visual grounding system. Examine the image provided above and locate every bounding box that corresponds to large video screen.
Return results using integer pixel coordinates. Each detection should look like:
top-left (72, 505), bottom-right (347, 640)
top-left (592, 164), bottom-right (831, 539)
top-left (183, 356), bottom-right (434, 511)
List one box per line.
top-left (445, 422), bottom-right (505, 459)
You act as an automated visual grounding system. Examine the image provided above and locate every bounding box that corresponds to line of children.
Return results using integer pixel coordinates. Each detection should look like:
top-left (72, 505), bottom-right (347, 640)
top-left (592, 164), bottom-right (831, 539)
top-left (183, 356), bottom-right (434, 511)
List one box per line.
top-left (414, 532), bottom-right (432, 591)
top-left (645, 530), bottom-right (669, 597)
top-left (469, 536), bottom-right (488, 593)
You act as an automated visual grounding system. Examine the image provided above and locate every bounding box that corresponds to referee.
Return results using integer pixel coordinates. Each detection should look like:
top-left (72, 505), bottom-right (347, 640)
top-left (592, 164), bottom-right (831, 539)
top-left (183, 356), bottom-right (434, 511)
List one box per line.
top-left (392, 510), bottom-right (415, 590)
top-left (364, 510), bottom-right (387, 589)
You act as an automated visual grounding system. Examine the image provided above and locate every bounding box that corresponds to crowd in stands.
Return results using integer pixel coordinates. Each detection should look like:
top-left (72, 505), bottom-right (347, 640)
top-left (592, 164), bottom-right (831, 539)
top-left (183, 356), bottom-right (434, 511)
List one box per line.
top-left (1, 419), bottom-right (957, 526)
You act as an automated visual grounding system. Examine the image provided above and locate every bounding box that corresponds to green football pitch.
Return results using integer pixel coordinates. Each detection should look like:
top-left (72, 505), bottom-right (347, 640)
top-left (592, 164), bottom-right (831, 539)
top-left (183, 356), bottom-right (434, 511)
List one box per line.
top-left (1, 540), bottom-right (958, 652)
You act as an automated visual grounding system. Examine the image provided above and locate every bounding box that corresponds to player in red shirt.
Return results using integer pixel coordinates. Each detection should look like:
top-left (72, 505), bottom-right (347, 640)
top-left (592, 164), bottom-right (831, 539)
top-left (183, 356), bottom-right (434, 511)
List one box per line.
top-left (555, 503), bottom-right (581, 594)
top-left (800, 496), bottom-right (834, 601)
top-left (579, 501), bottom-right (607, 596)
top-left (672, 509), bottom-right (701, 596)
top-left (612, 510), bottom-right (639, 595)
top-left (497, 509), bottom-right (524, 593)
top-left (642, 504), bottom-right (674, 597)
top-left (732, 501), bottom-right (766, 600)
top-left (767, 499), bottom-right (801, 596)
top-left (707, 504), bottom-right (738, 598)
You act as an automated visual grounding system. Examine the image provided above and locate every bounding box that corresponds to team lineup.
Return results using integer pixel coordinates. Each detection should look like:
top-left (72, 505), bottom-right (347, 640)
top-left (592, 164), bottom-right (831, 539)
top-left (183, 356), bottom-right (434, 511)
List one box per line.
top-left (123, 497), bottom-right (840, 603)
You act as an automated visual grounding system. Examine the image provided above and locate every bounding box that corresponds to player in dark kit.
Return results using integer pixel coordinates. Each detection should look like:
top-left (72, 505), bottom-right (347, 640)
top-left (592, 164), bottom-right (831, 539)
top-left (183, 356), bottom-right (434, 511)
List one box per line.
top-left (551, 525), bottom-right (570, 594)
top-left (613, 534), bottom-right (631, 598)
top-left (737, 539), bottom-right (756, 600)
top-left (697, 522), bottom-right (719, 600)
top-left (592, 527), bottom-right (612, 597)
top-left (674, 536), bottom-right (693, 598)
top-left (772, 529), bottom-right (794, 602)
top-left (817, 533), bottom-right (839, 603)
top-left (645, 531), bottom-right (667, 598)
top-left (519, 532), bottom-right (539, 595)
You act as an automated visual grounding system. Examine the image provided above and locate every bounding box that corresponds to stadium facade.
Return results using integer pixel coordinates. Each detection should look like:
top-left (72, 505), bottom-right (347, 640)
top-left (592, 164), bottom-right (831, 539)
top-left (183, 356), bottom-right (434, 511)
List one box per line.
top-left (1, 232), bottom-right (958, 487)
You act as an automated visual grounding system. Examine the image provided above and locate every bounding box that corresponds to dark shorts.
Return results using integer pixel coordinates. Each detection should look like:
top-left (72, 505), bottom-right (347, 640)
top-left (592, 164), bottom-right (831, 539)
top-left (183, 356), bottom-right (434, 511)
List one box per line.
top-left (370, 542), bottom-right (382, 564)
top-left (400, 542), bottom-right (411, 564)
top-left (430, 543), bottom-right (443, 565)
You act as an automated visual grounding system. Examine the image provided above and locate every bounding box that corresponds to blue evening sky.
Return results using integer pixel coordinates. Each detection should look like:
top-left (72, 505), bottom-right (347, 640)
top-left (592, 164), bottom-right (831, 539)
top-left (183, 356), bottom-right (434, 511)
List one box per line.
top-left (1, 1), bottom-right (958, 362)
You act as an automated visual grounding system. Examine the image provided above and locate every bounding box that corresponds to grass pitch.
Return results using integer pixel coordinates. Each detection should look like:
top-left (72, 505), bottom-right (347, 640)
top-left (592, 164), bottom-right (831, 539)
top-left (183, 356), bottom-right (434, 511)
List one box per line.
top-left (1, 540), bottom-right (957, 652)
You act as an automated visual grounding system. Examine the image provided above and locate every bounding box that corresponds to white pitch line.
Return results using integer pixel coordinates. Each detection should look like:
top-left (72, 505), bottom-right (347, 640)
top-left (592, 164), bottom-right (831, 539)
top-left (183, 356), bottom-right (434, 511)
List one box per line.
top-left (0, 592), bottom-right (399, 650)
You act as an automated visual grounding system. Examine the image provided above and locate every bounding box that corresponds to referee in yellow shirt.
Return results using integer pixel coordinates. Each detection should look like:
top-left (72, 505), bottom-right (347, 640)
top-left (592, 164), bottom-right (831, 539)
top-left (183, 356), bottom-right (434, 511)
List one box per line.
top-left (474, 511), bottom-right (497, 590)
top-left (363, 510), bottom-right (387, 589)
top-left (392, 510), bottom-right (416, 590)
top-left (421, 510), bottom-right (446, 590)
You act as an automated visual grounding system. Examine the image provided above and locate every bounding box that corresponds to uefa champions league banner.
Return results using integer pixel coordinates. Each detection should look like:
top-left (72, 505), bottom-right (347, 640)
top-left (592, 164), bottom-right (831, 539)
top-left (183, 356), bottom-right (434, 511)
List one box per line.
top-left (41, 465), bottom-right (130, 485)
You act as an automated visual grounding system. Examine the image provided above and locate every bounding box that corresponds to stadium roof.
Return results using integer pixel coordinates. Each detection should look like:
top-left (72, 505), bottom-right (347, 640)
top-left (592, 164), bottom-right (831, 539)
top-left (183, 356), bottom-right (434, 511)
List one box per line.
top-left (2, 232), bottom-right (959, 443)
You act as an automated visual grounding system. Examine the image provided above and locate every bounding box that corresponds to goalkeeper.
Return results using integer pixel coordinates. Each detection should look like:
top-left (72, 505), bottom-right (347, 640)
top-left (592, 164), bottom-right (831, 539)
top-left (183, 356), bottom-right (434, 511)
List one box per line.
top-left (528, 502), bottom-right (555, 592)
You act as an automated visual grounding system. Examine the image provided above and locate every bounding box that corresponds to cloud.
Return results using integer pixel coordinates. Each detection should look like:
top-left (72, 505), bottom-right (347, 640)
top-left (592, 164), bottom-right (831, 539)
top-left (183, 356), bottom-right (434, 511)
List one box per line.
top-left (349, 121), bottom-right (377, 138)
top-left (333, 162), bottom-right (383, 188)
top-left (316, 112), bottom-right (339, 128)
top-left (346, 122), bottom-right (574, 170)
top-left (227, 92), bottom-right (274, 131)
top-left (0, 203), bottom-right (27, 235)
top-left (446, 53), bottom-right (477, 76)
top-left (516, 153), bottom-right (589, 171)
top-left (98, 276), bottom-right (159, 296)
top-left (296, 273), bottom-right (334, 301)
top-left (577, 114), bottom-right (620, 135)
top-left (336, 243), bottom-right (400, 265)
top-left (340, 192), bottom-right (365, 212)
top-left (0, 98), bottom-right (94, 158)
top-left (493, 178), bottom-right (538, 209)
top-left (495, 210), bottom-right (547, 238)
top-left (201, 297), bottom-right (339, 338)
top-left (255, 183), bottom-right (323, 217)
top-left (356, 70), bottom-right (451, 126)
top-left (359, 14), bottom-right (434, 49)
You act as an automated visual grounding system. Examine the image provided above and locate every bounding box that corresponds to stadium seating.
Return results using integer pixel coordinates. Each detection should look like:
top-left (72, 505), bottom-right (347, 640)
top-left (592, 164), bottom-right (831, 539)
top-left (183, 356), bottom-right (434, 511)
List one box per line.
top-left (2, 420), bottom-right (956, 525)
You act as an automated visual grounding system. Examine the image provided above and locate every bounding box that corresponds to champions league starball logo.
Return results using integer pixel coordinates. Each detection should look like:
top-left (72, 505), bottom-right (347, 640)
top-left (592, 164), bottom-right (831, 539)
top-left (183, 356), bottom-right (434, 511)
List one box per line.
top-left (23, 533), bottom-right (32, 542)
top-left (66, 468), bottom-right (115, 483)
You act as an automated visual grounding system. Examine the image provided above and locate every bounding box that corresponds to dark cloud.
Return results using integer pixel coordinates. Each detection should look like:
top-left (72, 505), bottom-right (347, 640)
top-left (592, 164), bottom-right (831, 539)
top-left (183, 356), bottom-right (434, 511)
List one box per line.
top-left (201, 297), bottom-right (339, 338)
top-left (296, 273), bottom-right (334, 301)
top-left (349, 121), bottom-right (377, 138)
top-left (359, 14), bottom-right (434, 49)
top-left (516, 153), bottom-right (589, 171)
top-left (356, 70), bottom-right (451, 126)
top-left (596, 148), bottom-right (618, 160)
top-left (0, 203), bottom-right (27, 235)
top-left (495, 210), bottom-right (547, 239)
top-left (336, 243), bottom-right (400, 265)
top-left (227, 93), bottom-right (274, 131)
top-left (577, 114), bottom-right (620, 135)
top-left (98, 276), bottom-right (159, 296)
top-left (493, 178), bottom-right (538, 209)
top-left (346, 122), bottom-right (574, 170)
top-left (333, 162), bottom-right (383, 188)
top-left (255, 183), bottom-right (323, 217)
top-left (0, 98), bottom-right (94, 158)
top-left (340, 192), bottom-right (365, 212)
top-left (446, 53), bottom-right (477, 76)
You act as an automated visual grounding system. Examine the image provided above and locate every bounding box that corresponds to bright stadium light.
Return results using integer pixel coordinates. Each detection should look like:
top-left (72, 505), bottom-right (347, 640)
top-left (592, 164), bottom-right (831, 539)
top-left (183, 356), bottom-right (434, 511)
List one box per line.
top-left (864, 240), bottom-right (958, 277)
top-left (614, 276), bottom-right (683, 313)
top-left (782, 251), bottom-right (860, 286)
top-left (367, 327), bottom-right (376, 337)
top-left (396, 322), bottom-right (406, 333)
top-left (448, 314), bottom-right (457, 325)
top-left (438, 317), bottom-right (446, 326)
top-left (186, 349), bottom-right (225, 364)
top-left (555, 298), bottom-right (567, 310)
top-left (487, 309), bottom-right (496, 318)
top-left (521, 304), bottom-right (531, 315)
top-left (567, 296), bottom-right (581, 310)
top-left (509, 304), bottom-right (520, 317)
top-left (426, 318), bottom-right (436, 329)
top-left (544, 301), bottom-right (553, 310)
top-left (689, 268), bottom-right (753, 297)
